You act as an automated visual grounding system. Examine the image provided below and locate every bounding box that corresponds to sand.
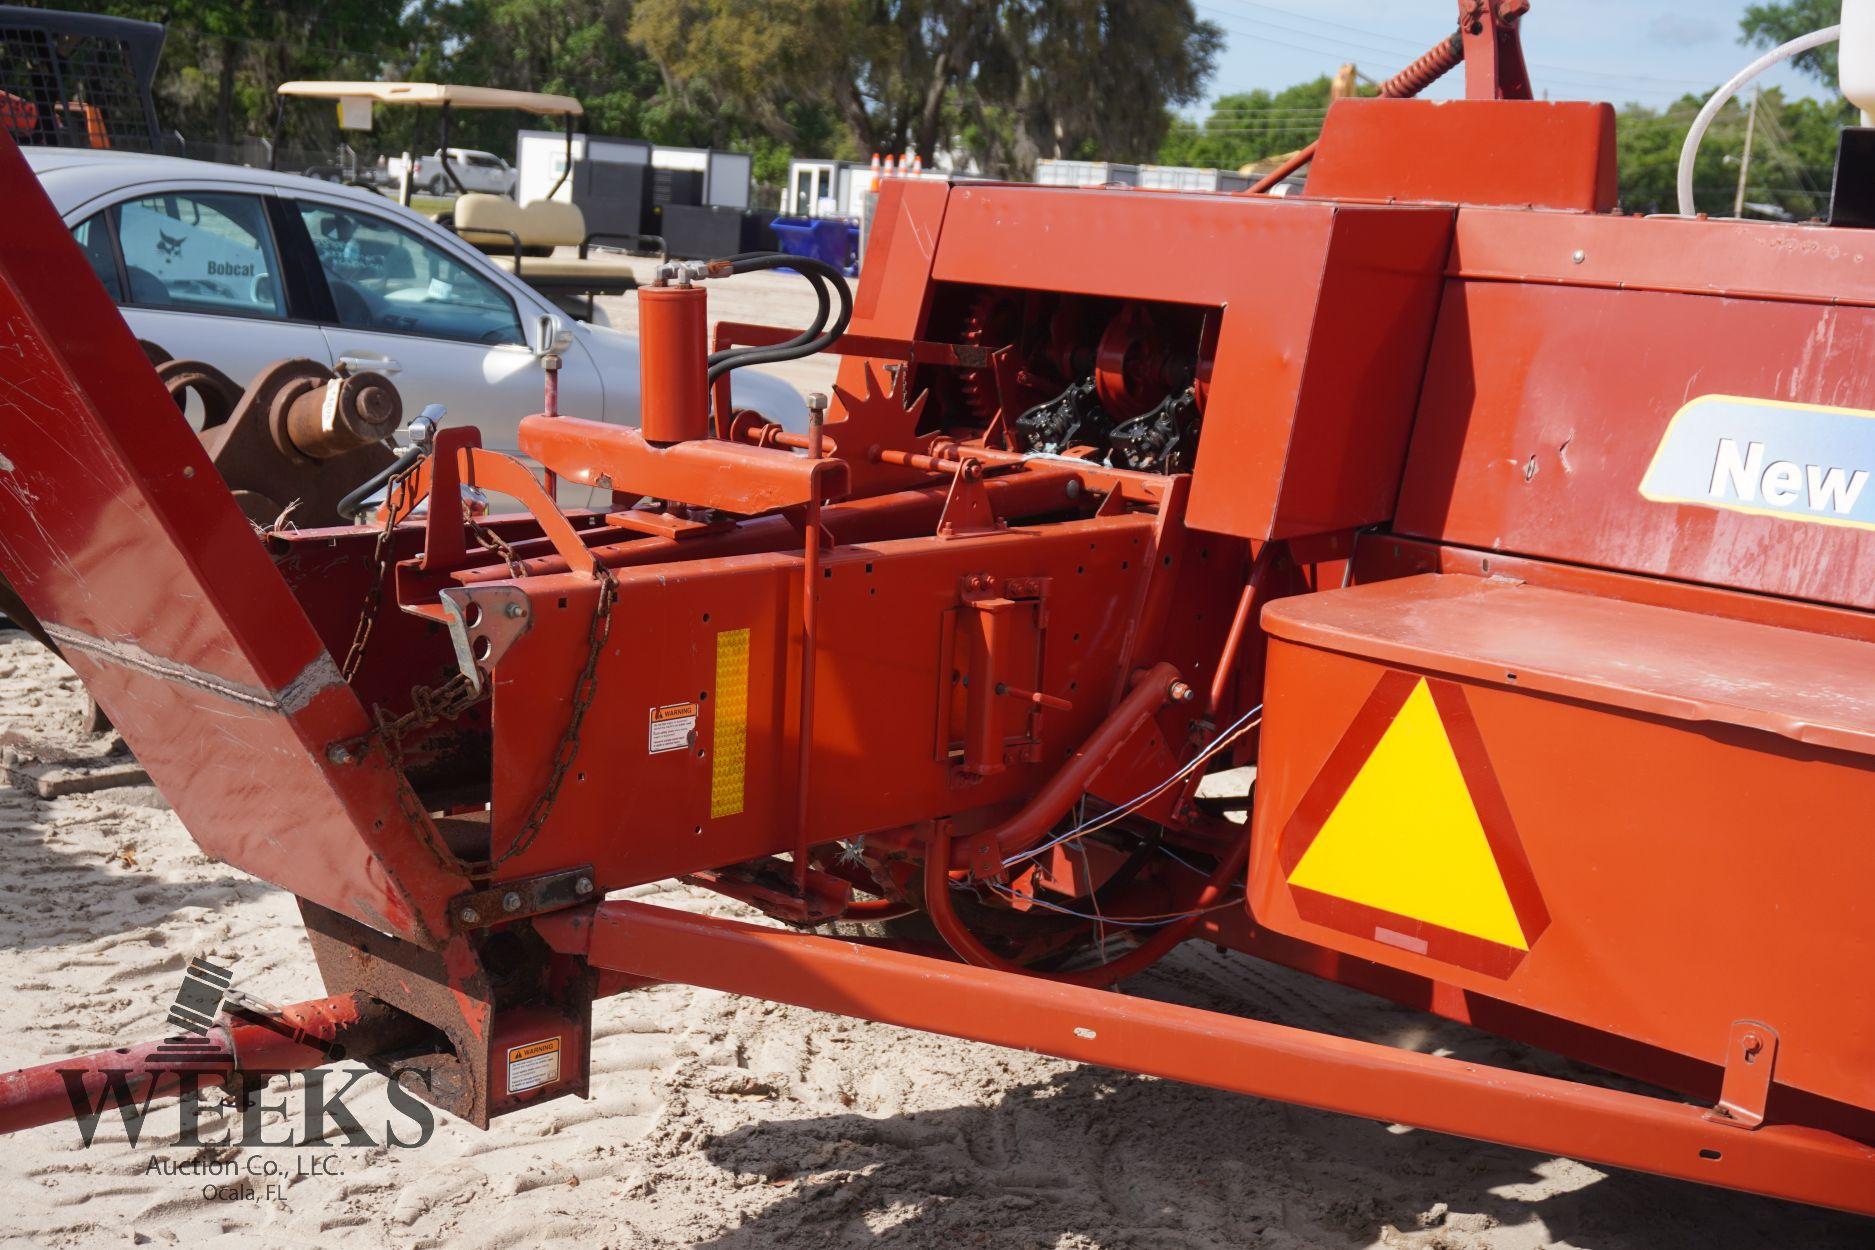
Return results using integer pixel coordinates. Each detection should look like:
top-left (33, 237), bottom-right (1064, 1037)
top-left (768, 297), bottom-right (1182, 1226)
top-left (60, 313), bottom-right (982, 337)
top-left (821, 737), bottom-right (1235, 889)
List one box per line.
top-left (0, 634), bottom-right (1867, 1249)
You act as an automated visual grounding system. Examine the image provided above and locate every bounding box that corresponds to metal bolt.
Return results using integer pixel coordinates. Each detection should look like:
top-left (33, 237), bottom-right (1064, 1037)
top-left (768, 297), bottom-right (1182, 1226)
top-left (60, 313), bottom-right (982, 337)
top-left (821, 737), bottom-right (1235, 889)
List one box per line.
top-left (575, 876), bottom-right (594, 895)
top-left (501, 891), bottom-right (523, 913)
top-left (1742, 1032), bottom-right (1764, 1058)
top-left (1571, 249), bottom-right (1586, 264)
top-left (806, 392), bottom-right (829, 419)
top-left (1168, 680), bottom-right (1196, 704)
top-left (182, 465), bottom-right (195, 478)
top-left (504, 602), bottom-right (526, 619)
top-left (325, 744), bottom-right (354, 765)
top-left (459, 906), bottom-right (481, 925)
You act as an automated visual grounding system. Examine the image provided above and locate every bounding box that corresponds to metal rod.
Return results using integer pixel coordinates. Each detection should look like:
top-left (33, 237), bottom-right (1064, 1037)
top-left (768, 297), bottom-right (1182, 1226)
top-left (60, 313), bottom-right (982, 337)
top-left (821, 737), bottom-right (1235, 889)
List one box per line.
top-left (794, 394), bottom-right (829, 893)
top-left (539, 900), bottom-right (1875, 1218)
top-left (1209, 542), bottom-right (1277, 714)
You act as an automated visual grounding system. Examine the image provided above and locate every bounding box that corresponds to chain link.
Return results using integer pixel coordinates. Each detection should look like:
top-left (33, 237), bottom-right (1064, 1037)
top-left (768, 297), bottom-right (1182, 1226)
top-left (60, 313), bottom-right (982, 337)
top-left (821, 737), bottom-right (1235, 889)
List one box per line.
top-left (339, 464), bottom-right (422, 682)
top-left (478, 567), bottom-right (616, 872)
top-left (329, 452), bottom-right (612, 875)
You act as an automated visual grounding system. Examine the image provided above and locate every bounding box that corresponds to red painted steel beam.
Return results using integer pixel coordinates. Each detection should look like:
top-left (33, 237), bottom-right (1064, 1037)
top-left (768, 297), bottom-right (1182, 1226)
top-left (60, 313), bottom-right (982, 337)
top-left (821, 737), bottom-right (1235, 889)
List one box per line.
top-left (540, 901), bottom-right (1875, 1217)
top-left (0, 994), bottom-right (422, 1135)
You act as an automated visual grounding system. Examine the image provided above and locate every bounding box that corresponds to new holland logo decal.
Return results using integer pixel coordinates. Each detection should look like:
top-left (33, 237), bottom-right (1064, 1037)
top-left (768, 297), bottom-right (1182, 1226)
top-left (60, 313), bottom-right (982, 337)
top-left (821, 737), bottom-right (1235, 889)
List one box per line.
top-left (1641, 394), bottom-right (1875, 530)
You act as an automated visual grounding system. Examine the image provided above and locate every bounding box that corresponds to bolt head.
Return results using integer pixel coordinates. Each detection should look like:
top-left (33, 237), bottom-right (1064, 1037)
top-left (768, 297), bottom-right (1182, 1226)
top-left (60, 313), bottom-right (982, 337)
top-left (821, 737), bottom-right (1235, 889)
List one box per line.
top-left (501, 891), bottom-right (523, 913)
top-left (575, 876), bottom-right (594, 895)
top-left (326, 744), bottom-right (354, 765)
top-left (1571, 249), bottom-right (1586, 264)
top-left (504, 602), bottom-right (526, 619)
top-left (1742, 1032), bottom-right (1764, 1056)
top-left (459, 906), bottom-right (481, 925)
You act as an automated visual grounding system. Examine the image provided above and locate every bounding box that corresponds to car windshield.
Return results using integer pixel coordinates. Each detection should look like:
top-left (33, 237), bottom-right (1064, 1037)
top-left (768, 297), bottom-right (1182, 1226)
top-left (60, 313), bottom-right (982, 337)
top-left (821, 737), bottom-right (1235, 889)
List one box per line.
top-left (296, 201), bottom-right (524, 347)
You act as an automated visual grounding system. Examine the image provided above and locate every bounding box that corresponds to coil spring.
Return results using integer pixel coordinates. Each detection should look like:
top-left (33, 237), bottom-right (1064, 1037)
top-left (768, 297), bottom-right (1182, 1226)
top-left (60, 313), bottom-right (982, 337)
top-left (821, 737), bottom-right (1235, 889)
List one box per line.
top-left (1381, 33), bottom-right (1464, 99)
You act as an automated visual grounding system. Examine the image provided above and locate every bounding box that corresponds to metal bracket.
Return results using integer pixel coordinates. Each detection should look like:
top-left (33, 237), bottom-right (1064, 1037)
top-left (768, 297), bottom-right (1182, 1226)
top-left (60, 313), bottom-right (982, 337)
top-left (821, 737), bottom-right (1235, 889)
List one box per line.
top-left (450, 865), bottom-right (597, 931)
top-left (439, 584), bottom-right (533, 694)
top-left (1705, 1019), bottom-right (1778, 1129)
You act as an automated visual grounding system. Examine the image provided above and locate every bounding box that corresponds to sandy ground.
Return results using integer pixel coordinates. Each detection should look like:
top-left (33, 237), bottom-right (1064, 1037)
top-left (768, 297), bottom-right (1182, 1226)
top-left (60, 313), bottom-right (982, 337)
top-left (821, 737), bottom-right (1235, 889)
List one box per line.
top-left (0, 634), bottom-right (1868, 1249)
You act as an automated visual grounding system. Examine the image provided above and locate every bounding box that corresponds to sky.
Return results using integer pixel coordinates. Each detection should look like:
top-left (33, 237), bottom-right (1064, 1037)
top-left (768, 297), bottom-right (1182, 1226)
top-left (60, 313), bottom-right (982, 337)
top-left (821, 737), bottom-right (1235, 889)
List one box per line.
top-left (1196, 0), bottom-right (1832, 111)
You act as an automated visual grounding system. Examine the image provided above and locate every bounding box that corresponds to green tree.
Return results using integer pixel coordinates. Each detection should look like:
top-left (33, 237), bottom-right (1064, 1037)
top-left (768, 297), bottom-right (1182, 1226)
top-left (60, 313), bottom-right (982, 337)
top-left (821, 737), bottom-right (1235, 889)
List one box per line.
top-left (1740, 0), bottom-right (1840, 84)
top-left (630, 0), bottom-right (1219, 175)
top-left (1614, 88), bottom-right (1846, 218)
top-left (1158, 75), bottom-right (1347, 170)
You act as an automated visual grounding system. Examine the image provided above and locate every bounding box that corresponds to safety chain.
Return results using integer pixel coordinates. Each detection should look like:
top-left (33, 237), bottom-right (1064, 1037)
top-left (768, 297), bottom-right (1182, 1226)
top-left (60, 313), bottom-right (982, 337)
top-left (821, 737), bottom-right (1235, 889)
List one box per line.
top-left (476, 567), bottom-right (617, 873)
top-left (370, 671), bottom-right (486, 768)
top-left (339, 464), bottom-right (423, 683)
top-left (465, 513), bottom-right (527, 579)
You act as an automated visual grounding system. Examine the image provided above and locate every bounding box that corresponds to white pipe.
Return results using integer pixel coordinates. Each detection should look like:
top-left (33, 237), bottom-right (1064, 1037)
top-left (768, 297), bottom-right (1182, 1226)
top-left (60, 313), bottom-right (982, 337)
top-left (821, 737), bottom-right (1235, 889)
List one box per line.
top-left (1676, 24), bottom-right (1841, 218)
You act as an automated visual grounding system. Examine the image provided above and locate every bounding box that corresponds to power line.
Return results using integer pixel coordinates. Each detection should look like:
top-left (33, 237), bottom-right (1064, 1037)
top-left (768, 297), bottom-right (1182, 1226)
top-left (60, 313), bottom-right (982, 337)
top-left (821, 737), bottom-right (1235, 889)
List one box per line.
top-left (1203, 0), bottom-right (1727, 89)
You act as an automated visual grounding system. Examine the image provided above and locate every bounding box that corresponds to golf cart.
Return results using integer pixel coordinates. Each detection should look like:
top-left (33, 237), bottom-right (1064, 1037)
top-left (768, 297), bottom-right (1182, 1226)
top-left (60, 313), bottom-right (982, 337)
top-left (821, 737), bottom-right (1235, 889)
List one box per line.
top-left (271, 81), bottom-right (663, 321)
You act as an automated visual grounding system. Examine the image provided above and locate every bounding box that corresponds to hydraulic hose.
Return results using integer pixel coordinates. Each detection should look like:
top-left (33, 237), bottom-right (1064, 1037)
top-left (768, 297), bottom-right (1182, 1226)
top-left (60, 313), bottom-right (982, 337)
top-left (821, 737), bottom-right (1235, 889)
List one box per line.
top-left (705, 253), bottom-right (852, 385)
top-left (1676, 25), bottom-right (1841, 217)
top-left (337, 444), bottom-right (423, 523)
top-left (706, 255), bottom-right (833, 368)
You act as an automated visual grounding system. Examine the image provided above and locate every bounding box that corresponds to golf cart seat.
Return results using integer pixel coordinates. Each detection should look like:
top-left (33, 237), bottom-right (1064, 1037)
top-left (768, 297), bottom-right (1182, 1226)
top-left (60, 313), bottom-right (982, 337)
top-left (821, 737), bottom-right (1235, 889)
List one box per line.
top-left (453, 193), bottom-right (655, 298)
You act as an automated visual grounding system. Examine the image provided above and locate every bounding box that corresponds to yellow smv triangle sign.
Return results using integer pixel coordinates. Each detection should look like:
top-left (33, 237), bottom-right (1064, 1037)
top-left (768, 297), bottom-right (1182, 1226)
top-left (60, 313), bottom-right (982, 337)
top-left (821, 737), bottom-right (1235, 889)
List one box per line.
top-left (1287, 679), bottom-right (1528, 950)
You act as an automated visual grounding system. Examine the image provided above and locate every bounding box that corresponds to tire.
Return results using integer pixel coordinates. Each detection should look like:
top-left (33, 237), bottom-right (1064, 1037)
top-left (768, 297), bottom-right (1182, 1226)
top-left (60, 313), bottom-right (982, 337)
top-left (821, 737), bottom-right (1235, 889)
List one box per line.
top-left (428, 175), bottom-right (449, 196)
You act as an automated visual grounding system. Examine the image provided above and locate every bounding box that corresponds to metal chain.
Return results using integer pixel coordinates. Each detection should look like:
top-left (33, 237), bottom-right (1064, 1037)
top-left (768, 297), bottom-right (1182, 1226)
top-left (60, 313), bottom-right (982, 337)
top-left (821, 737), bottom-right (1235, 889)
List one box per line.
top-left (366, 671), bottom-right (486, 770)
top-left (330, 453), bottom-right (612, 874)
top-left (339, 464), bottom-right (422, 682)
top-left (478, 567), bottom-right (617, 872)
top-left (465, 513), bottom-right (526, 579)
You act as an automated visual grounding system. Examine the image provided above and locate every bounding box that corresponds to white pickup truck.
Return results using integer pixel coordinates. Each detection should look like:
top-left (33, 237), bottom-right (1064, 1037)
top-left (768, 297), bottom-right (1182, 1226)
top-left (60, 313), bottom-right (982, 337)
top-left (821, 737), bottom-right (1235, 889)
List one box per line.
top-left (386, 147), bottom-right (518, 197)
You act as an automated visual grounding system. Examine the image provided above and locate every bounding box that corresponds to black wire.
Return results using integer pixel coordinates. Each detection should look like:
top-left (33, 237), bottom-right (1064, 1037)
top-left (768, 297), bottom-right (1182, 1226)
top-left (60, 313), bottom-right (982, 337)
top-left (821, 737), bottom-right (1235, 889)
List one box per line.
top-left (704, 253), bottom-right (852, 386)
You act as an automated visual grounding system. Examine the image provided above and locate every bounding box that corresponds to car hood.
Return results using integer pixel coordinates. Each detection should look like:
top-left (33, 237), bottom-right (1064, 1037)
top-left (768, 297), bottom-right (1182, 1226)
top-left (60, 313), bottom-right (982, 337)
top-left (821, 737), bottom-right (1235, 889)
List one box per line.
top-left (575, 321), bottom-right (811, 433)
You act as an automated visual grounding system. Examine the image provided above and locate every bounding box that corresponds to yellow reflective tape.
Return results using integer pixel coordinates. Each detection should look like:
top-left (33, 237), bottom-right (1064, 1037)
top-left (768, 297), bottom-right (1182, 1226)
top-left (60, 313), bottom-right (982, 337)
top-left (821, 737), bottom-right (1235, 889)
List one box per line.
top-left (709, 628), bottom-right (751, 819)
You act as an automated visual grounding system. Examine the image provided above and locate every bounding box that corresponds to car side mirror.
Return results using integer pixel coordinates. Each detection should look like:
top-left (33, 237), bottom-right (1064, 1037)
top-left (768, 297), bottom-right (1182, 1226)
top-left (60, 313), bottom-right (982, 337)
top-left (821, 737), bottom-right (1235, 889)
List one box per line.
top-left (535, 313), bottom-right (574, 359)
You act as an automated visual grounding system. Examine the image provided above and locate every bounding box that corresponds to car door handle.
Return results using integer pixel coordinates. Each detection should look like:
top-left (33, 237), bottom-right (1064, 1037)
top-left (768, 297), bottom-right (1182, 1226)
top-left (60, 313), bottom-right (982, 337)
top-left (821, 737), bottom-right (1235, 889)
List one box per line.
top-left (338, 354), bottom-right (402, 375)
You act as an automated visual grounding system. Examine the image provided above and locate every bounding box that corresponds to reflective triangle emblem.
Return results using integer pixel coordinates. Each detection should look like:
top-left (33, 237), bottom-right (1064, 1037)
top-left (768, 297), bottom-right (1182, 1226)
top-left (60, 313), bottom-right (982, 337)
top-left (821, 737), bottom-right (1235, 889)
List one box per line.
top-left (1280, 673), bottom-right (1549, 977)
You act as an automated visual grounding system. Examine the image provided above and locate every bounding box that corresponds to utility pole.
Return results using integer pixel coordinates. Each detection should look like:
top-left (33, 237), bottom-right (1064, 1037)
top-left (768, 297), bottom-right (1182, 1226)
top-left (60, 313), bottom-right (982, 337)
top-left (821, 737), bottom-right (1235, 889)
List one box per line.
top-left (1734, 85), bottom-right (1761, 218)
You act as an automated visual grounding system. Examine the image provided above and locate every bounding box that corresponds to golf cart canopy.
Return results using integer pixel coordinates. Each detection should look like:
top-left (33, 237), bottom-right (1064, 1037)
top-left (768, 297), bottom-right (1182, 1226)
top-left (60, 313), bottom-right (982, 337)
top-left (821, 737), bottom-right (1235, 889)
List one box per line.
top-left (275, 82), bottom-right (582, 115)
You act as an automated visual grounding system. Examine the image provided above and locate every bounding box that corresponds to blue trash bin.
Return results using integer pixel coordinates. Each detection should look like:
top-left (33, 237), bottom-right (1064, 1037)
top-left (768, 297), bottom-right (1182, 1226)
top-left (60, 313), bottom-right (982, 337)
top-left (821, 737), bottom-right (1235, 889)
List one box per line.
top-left (769, 216), bottom-right (860, 277)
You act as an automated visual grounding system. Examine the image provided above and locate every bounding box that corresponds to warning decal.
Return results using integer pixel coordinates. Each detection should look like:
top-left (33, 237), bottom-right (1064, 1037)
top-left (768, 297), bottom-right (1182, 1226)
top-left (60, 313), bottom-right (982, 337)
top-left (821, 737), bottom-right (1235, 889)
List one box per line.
top-left (648, 701), bottom-right (699, 754)
top-left (505, 1036), bottom-right (562, 1094)
top-left (1280, 673), bottom-right (1548, 977)
top-left (710, 628), bottom-right (751, 818)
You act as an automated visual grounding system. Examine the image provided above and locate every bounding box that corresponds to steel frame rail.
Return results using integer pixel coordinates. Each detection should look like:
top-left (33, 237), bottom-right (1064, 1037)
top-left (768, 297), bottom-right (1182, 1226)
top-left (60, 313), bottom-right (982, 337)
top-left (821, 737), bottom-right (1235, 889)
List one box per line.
top-left (537, 900), bottom-right (1875, 1217)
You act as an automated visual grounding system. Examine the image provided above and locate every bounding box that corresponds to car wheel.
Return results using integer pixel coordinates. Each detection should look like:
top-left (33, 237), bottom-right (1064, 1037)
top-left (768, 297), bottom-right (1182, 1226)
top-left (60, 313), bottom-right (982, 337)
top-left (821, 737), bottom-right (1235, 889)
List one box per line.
top-left (429, 175), bottom-right (450, 196)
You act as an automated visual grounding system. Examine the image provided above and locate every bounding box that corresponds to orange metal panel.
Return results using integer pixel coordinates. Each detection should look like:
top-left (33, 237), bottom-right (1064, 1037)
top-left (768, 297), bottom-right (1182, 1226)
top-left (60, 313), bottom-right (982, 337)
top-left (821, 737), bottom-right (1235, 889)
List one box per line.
top-left (834, 177), bottom-right (952, 401)
top-left (928, 184), bottom-right (1454, 539)
top-left (1397, 278), bottom-right (1875, 611)
top-left (486, 514), bottom-right (1158, 885)
top-left (1251, 575), bottom-right (1875, 1113)
top-left (1306, 98), bottom-right (1616, 212)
